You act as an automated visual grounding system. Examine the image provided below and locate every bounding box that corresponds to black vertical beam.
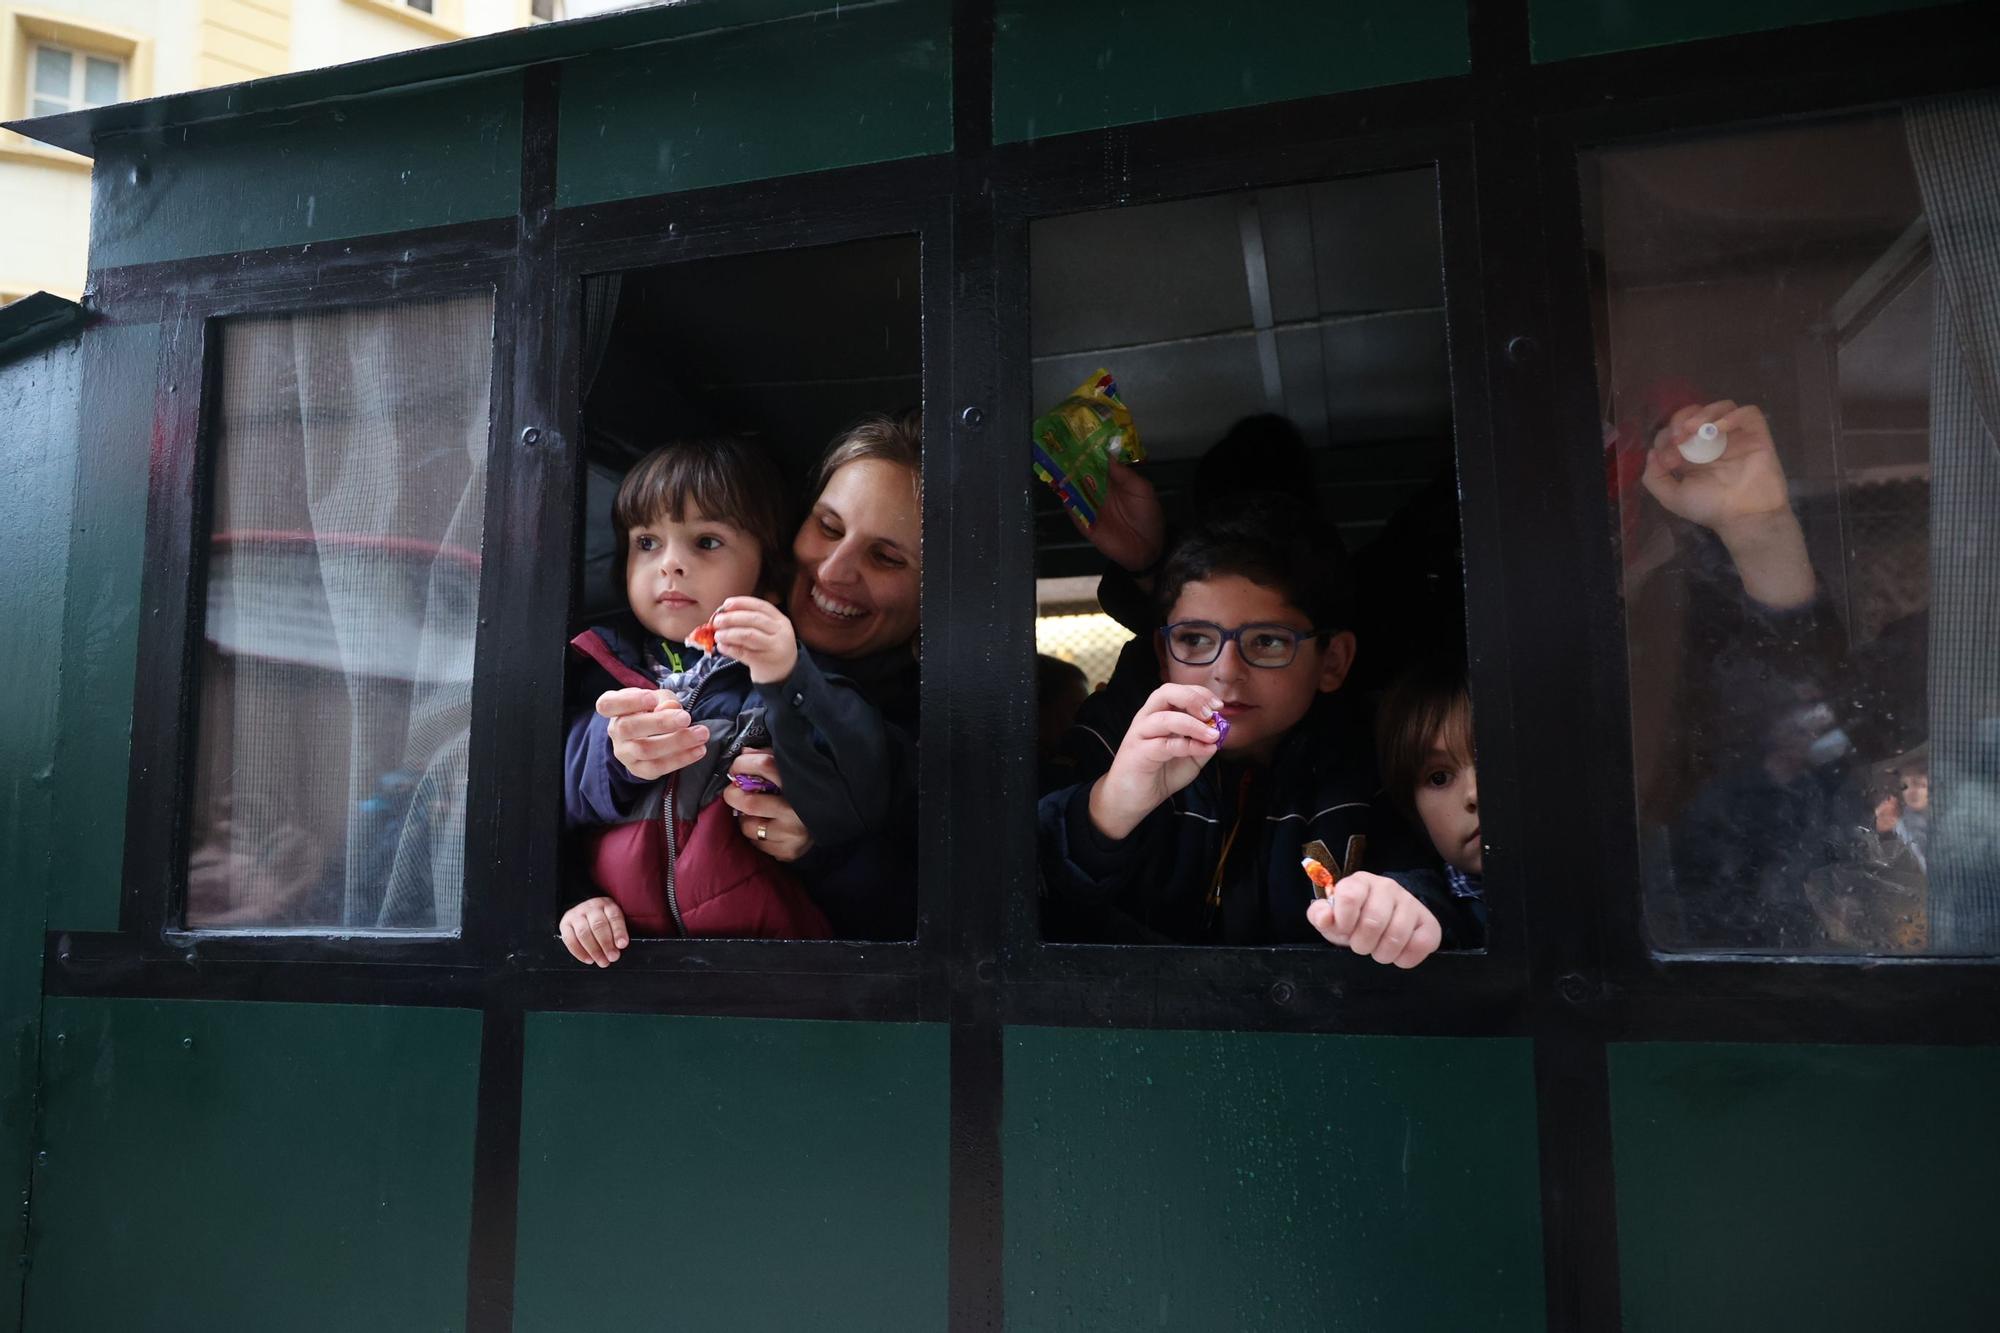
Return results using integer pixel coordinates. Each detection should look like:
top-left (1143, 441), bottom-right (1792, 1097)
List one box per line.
top-left (1466, 3), bottom-right (1623, 1329)
top-left (464, 59), bottom-right (564, 1333)
top-left (945, 2), bottom-right (1008, 1328)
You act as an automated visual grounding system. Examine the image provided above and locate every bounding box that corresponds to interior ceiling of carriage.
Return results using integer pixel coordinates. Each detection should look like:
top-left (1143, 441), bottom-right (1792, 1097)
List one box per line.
top-left (585, 167), bottom-right (1461, 587)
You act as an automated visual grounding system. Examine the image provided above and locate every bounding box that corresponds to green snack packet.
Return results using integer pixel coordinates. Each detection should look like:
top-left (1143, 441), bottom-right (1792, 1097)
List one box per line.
top-left (1030, 368), bottom-right (1144, 529)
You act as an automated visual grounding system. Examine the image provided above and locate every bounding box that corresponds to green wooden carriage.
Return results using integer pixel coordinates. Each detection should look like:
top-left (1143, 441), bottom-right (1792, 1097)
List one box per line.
top-left (4, 1), bottom-right (1997, 1329)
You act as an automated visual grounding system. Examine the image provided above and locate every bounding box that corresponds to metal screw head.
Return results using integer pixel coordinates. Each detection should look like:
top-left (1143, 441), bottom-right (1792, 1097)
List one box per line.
top-left (1556, 972), bottom-right (1593, 1005)
top-left (1268, 980), bottom-right (1296, 1007)
top-left (520, 426), bottom-right (543, 447)
top-left (1505, 335), bottom-right (1540, 367)
top-left (960, 405), bottom-right (986, 429)
top-left (181, 1036), bottom-right (194, 1050)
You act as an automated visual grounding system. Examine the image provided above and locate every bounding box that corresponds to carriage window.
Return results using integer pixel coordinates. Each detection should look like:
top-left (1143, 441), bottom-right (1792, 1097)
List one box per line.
top-left (187, 293), bottom-right (495, 932)
top-left (1030, 171), bottom-right (1475, 951)
top-left (564, 236), bottom-right (922, 947)
top-left (1584, 98), bottom-right (2000, 956)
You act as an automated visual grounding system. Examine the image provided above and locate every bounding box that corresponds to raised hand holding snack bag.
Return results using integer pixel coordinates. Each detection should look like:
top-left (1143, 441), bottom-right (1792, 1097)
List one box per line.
top-left (1031, 368), bottom-right (1144, 529)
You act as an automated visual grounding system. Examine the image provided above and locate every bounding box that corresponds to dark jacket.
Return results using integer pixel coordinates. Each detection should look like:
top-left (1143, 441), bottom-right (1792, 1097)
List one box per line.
top-left (564, 617), bottom-right (828, 939)
top-left (773, 645), bottom-right (919, 940)
top-left (1038, 694), bottom-right (1478, 947)
top-left (565, 614), bottom-right (919, 939)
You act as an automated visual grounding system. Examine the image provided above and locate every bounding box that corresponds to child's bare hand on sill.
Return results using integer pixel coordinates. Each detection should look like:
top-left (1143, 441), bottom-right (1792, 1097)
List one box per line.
top-left (597, 687), bottom-right (710, 780)
top-left (1306, 872), bottom-right (1442, 969)
top-left (560, 896), bottom-right (629, 967)
top-left (1087, 683), bottom-right (1226, 841)
top-left (710, 596), bottom-right (799, 685)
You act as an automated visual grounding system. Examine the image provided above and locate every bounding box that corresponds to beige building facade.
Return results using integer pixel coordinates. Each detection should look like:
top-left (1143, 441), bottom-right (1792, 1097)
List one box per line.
top-left (2, 0), bottom-right (551, 302)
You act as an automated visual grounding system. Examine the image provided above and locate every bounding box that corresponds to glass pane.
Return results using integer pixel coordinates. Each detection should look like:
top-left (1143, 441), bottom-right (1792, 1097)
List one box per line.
top-left (83, 56), bottom-right (121, 107)
top-left (1584, 99), bottom-right (2000, 955)
top-left (31, 97), bottom-right (66, 119)
top-left (187, 293), bottom-right (496, 932)
top-left (33, 46), bottom-right (72, 99)
top-left (1030, 172), bottom-right (1480, 954)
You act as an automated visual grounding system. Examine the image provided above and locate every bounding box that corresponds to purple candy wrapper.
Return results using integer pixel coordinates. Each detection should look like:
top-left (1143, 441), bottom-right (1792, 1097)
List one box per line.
top-left (1212, 714), bottom-right (1230, 745)
top-left (729, 773), bottom-right (782, 795)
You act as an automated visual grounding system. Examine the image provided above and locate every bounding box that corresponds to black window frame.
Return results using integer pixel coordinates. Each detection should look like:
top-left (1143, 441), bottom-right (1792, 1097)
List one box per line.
top-left (1536, 72), bottom-right (2000, 1043)
top-left (115, 242), bottom-right (517, 972)
top-left (989, 112), bottom-right (1533, 1037)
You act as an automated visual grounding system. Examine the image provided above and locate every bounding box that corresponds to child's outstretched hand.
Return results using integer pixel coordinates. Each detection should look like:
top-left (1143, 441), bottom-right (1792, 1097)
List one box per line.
top-left (1306, 872), bottom-right (1442, 969)
top-left (710, 596), bottom-right (799, 684)
top-left (597, 687), bottom-right (710, 780)
top-left (560, 896), bottom-right (629, 967)
top-left (1087, 683), bottom-right (1225, 841)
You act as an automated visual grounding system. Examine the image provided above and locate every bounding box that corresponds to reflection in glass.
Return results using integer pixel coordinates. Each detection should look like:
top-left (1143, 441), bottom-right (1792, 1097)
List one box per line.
top-left (1586, 98), bottom-right (2000, 954)
top-left (187, 294), bottom-right (496, 931)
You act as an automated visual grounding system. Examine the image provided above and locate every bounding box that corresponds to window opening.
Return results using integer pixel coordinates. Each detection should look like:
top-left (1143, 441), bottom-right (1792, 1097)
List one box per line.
top-left (186, 292), bottom-right (497, 933)
top-left (1029, 171), bottom-right (1478, 963)
top-left (561, 236), bottom-right (923, 957)
top-left (1582, 98), bottom-right (2000, 955)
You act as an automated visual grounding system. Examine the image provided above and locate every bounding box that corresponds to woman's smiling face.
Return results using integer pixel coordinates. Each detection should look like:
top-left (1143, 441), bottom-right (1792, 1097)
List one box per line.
top-left (788, 457), bottom-right (921, 660)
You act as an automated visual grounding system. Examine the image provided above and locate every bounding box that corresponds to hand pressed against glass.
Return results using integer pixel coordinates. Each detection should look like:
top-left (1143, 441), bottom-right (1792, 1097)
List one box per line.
top-left (788, 457), bottom-right (921, 660)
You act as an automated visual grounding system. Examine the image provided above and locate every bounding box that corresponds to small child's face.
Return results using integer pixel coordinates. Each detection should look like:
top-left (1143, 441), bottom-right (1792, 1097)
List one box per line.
top-left (1157, 574), bottom-right (1351, 761)
top-left (625, 502), bottom-right (764, 645)
top-left (1413, 709), bottom-right (1480, 876)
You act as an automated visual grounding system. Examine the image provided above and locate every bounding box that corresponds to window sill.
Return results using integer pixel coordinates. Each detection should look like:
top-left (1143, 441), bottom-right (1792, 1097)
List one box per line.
top-left (0, 132), bottom-right (91, 171)
top-left (341, 0), bottom-right (467, 42)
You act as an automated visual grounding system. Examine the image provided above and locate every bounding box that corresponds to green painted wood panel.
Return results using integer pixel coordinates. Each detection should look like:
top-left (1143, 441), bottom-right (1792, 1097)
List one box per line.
top-left (1532, 0), bottom-right (1961, 62)
top-left (514, 1013), bottom-right (950, 1332)
top-left (556, 1), bottom-right (951, 207)
top-left (993, 1), bottom-right (1470, 145)
top-left (1004, 1026), bottom-right (1546, 1331)
top-left (90, 75), bottom-right (522, 270)
top-left (1611, 1041), bottom-right (2000, 1332)
top-left (45, 320), bottom-right (160, 932)
top-left (24, 998), bottom-right (483, 1332)
top-left (0, 335), bottom-right (82, 1333)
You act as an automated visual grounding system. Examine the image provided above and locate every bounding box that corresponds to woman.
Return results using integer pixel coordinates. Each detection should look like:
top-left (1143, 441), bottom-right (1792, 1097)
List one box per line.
top-left (717, 412), bottom-right (922, 939)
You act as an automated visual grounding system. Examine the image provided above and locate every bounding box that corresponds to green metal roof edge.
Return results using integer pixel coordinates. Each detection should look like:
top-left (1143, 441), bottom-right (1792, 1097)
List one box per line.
top-left (0, 293), bottom-right (90, 366)
top-left (2, 0), bottom-right (907, 158)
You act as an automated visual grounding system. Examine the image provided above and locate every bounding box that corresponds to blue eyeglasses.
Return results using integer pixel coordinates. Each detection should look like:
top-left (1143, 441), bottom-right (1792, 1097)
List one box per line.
top-left (1158, 620), bottom-right (1324, 669)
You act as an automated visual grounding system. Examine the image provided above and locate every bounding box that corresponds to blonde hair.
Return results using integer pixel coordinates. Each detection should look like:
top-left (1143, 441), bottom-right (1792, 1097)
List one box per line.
top-left (811, 410), bottom-right (922, 504)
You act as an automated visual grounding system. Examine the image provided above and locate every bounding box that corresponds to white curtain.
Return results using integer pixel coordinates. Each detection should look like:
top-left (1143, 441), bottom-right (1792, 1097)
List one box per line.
top-left (189, 293), bottom-right (494, 932)
top-left (1907, 94), bottom-right (2000, 950)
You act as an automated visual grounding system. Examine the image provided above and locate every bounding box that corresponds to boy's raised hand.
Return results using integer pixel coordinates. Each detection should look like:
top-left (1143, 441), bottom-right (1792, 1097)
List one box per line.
top-left (710, 596), bottom-right (799, 684)
top-left (1087, 683), bottom-right (1225, 841)
top-left (560, 896), bottom-right (629, 967)
top-left (1306, 872), bottom-right (1442, 969)
top-left (596, 687), bottom-right (709, 780)
top-left (1641, 400), bottom-right (1815, 609)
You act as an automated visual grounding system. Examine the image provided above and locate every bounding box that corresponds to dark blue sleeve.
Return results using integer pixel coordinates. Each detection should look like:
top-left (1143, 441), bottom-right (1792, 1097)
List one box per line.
top-left (1038, 780), bottom-right (1166, 908)
top-left (563, 707), bottom-right (651, 828)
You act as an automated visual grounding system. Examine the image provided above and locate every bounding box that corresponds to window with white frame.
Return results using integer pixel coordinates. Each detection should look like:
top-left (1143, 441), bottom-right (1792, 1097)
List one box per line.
top-left (29, 42), bottom-right (123, 117)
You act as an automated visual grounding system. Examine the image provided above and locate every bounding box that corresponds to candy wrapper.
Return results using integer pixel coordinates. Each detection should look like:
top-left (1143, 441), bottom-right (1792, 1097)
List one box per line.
top-left (729, 773), bottom-right (781, 795)
top-left (690, 623), bottom-right (718, 653)
top-left (1031, 368), bottom-right (1144, 529)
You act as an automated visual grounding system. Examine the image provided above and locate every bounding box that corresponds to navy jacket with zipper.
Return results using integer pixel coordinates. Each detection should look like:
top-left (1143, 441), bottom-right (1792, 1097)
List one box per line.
top-left (1038, 693), bottom-right (1479, 948)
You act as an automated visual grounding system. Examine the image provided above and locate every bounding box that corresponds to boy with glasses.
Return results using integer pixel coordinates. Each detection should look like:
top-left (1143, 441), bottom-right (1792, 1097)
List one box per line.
top-left (1038, 497), bottom-right (1475, 962)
